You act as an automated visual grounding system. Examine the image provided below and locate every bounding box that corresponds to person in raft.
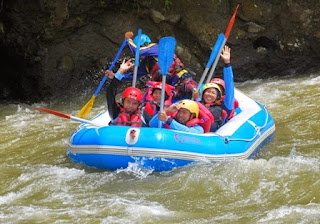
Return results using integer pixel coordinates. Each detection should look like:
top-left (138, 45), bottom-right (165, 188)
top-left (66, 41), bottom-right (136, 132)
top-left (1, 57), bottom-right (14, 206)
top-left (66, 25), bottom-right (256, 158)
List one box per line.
top-left (105, 59), bottom-right (147, 127)
top-left (148, 99), bottom-right (204, 134)
top-left (142, 81), bottom-right (175, 123)
top-left (124, 31), bottom-right (199, 100)
top-left (193, 45), bottom-right (235, 131)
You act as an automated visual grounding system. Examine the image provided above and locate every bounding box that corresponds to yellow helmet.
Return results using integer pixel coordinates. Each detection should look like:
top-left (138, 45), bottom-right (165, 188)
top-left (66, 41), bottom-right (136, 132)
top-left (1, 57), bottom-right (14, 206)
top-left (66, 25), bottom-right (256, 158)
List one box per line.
top-left (202, 83), bottom-right (222, 99)
top-left (178, 100), bottom-right (199, 118)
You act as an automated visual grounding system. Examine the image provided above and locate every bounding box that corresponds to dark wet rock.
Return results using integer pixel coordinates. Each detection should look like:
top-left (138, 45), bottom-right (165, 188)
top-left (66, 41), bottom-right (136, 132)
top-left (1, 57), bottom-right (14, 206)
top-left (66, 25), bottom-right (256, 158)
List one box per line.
top-left (1, 0), bottom-right (320, 103)
top-left (149, 9), bottom-right (165, 24)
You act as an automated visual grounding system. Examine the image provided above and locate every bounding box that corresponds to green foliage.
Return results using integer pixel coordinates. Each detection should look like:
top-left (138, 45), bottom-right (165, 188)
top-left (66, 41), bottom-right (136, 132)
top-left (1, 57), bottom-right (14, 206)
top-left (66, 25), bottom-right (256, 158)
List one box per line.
top-left (164, 0), bottom-right (173, 10)
top-left (76, 16), bottom-right (86, 25)
top-left (132, 0), bottom-right (141, 11)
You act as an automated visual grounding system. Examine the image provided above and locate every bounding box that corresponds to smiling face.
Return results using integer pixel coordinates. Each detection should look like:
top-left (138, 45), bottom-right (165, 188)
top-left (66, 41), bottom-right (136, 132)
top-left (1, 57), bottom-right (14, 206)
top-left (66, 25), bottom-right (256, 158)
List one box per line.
top-left (203, 88), bottom-right (218, 104)
top-left (176, 108), bottom-right (193, 124)
top-left (152, 88), bottom-right (162, 103)
top-left (123, 98), bottom-right (140, 113)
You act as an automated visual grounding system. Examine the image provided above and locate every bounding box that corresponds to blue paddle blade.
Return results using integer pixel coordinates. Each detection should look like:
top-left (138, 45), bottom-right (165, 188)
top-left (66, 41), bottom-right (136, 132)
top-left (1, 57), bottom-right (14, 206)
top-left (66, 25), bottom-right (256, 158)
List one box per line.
top-left (206, 33), bottom-right (225, 68)
top-left (158, 37), bottom-right (176, 76)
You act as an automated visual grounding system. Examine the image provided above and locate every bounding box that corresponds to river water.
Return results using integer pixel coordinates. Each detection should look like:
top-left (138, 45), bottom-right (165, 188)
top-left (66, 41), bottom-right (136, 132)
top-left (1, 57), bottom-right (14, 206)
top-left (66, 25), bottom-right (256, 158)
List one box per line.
top-left (1, 73), bottom-right (319, 223)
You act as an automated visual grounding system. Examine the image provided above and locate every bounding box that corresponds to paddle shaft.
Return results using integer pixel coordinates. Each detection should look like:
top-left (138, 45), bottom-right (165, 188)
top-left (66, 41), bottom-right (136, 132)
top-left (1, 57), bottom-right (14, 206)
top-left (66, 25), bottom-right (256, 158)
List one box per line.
top-left (35, 107), bottom-right (103, 127)
top-left (205, 38), bottom-right (227, 83)
top-left (197, 33), bottom-right (225, 90)
top-left (94, 39), bottom-right (127, 96)
top-left (132, 29), bottom-right (142, 87)
top-left (159, 77), bottom-right (167, 112)
top-left (158, 76), bottom-right (167, 128)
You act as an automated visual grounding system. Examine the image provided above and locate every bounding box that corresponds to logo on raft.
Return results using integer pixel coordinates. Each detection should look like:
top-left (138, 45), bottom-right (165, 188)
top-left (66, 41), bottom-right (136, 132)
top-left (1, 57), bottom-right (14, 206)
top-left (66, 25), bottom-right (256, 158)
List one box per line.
top-left (174, 134), bottom-right (201, 144)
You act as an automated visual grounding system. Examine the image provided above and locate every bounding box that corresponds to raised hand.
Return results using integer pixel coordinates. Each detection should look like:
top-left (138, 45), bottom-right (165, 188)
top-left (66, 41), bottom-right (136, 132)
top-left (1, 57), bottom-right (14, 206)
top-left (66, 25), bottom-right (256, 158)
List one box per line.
top-left (221, 45), bottom-right (231, 64)
top-left (158, 110), bottom-right (169, 122)
top-left (192, 89), bottom-right (200, 100)
top-left (165, 103), bottom-right (180, 115)
top-left (118, 59), bottom-right (134, 74)
top-left (125, 31), bottom-right (134, 39)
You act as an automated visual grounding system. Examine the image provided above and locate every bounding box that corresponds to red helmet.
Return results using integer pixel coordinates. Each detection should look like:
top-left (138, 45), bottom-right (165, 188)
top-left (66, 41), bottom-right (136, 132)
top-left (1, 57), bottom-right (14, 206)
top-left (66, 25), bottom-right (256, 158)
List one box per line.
top-left (152, 82), bottom-right (174, 97)
top-left (210, 78), bottom-right (225, 94)
top-left (122, 87), bottom-right (143, 103)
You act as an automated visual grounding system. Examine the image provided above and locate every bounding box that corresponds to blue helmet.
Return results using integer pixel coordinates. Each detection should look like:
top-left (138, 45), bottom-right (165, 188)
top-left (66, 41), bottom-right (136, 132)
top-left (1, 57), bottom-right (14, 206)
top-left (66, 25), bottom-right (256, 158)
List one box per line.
top-left (133, 34), bottom-right (151, 47)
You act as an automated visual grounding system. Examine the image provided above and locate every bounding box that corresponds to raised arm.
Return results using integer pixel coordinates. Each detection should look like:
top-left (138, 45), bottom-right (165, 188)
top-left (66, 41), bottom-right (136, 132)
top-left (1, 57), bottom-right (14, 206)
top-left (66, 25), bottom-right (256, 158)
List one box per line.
top-left (221, 46), bottom-right (234, 112)
top-left (125, 31), bottom-right (159, 57)
top-left (106, 59), bottom-right (134, 119)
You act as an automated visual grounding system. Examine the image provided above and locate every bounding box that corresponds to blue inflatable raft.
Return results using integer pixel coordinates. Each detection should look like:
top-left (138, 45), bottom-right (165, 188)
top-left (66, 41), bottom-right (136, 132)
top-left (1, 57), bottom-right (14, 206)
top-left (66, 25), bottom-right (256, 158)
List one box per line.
top-left (67, 89), bottom-right (275, 171)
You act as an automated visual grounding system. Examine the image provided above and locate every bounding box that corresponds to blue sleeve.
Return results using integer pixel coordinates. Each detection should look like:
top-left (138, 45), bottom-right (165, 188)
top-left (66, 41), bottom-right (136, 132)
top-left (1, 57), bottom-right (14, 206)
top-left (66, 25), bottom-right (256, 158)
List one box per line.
top-left (120, 72), bottom-right (133, 81)
top-left (114, 71), bottom-right (124, 80)
top-left (149, 114), bottom-right (165, 128)
top-left (127, 39), bottom-right (159, 56)
top-left (223, 65), bottom-right (235, 111)
top-left (149, 115), bottom-right (204, 133)
top-left (169, 120), bottom-right (204, 133)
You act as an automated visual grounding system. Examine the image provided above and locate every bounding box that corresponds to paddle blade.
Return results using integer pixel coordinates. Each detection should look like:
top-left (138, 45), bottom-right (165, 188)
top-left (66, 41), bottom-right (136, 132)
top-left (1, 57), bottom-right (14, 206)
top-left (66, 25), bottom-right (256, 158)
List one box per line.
top-left (77, 95), bottom-right (96, 118)
top-left (206, 33), bottom-right (225, 68)
top-left (158, 37), bottom-right (176, 76)
top-left (225, 4), bottom-right (239, 39)
top-left (34, 107), bottom-right (71, 119)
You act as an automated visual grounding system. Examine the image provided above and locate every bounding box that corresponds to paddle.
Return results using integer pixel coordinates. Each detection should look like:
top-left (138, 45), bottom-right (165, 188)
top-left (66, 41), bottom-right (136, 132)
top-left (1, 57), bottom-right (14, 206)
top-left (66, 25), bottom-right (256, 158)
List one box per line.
top-left (132, 29), bottom-right (142, 87)
top-left (205, 4), bottom-right (239, 83)
top-left (77, 39), bottom-right (127, 119)
top-left (158, 37), bottom-right (176, 127)
top-left (196, 33), bottom-right (225, 90)
top-left (35, 107), bottom-right (103, 127)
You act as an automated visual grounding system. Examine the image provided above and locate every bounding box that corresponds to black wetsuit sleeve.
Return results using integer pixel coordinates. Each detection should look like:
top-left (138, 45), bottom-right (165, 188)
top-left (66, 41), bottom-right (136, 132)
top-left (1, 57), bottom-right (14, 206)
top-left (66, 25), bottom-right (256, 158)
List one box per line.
top-left (106, 78), bottom-right (121, 120)
top-left (209, 106), bottom-right (223, 132)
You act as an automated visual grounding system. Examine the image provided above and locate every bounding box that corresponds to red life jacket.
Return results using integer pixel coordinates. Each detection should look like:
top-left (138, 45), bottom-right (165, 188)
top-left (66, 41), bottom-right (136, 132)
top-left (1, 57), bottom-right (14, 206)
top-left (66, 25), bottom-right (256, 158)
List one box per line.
top-left (143, 81), bottom-right (174, 116)
top-left (196, 102), bottom-right (214, 133)
top-left (220, 97), bottom-right (239, 121)
top-left (112, 107), bottom-right (143, 127)
top-left (144, 99), bottom-right (158, 116)
top-left (168, 54), bottom-right (185, 76)
top-left (230, 99), bottom-right (239, 118)
top-left (144, 98), bottom-right (172, 116)
top-left (149, 62), bottom-right (160, 80)
top-left (185, 118), bottom-right (203, 127)
top-left (149, 54), bottom-right (185, 80)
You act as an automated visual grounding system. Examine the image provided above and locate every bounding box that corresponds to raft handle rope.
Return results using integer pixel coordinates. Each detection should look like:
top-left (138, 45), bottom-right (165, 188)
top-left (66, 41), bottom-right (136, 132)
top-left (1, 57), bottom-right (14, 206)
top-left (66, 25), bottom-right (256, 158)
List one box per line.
top-left (218, 105), bottom-right (270, 143)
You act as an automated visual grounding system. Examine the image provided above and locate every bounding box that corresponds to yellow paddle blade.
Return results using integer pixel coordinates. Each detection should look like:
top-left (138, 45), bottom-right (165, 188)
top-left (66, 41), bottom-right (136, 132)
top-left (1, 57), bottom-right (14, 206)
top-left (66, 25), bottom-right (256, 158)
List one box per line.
top-left (77, 95), bottom-right (96, 118)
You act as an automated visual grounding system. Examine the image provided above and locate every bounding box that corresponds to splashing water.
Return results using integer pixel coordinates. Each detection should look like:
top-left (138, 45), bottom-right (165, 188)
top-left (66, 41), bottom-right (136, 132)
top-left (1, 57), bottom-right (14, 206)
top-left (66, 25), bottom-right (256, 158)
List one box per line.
top-left (1, 73), bottom-right (320, 223)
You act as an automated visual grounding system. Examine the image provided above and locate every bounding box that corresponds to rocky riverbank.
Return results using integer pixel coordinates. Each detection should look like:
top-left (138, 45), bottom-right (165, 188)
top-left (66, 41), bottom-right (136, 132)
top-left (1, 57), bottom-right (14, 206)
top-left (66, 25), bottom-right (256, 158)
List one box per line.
top-left (1, 0), bottom-right (319, 102)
